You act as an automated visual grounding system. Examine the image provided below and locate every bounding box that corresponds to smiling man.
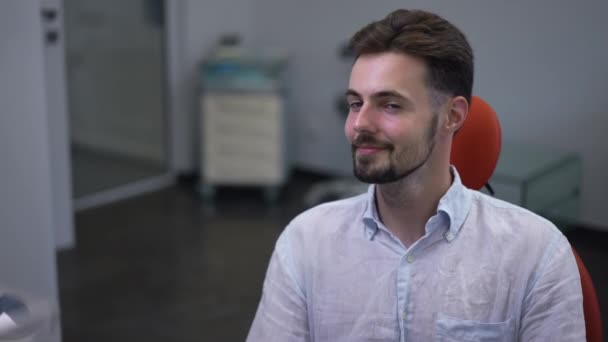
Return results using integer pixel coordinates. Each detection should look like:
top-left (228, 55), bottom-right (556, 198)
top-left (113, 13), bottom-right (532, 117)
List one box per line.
top-left (247, 9), bottom-right (584, 341)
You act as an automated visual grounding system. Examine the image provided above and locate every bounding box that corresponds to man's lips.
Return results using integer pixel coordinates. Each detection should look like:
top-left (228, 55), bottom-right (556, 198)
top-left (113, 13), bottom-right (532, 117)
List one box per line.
top-left (355, 145), bottom-right (387, 155)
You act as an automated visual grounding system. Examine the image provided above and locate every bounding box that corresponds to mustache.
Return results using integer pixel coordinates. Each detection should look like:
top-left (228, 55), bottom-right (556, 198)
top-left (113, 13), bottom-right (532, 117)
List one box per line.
top-left (352, 134), bottom-right (393, 149)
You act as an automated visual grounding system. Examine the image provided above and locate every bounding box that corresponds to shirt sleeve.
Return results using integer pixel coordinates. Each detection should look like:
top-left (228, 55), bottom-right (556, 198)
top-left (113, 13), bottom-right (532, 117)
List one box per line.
top-left (246, 226), bottom-right (310, 342)
top-left (519, 233), bottom-right (586, 341)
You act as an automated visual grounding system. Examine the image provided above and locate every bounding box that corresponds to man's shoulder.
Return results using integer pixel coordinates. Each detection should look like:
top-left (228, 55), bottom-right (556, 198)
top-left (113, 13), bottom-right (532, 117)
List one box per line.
top-left (466, 191), bottom-right (575, 289)
top-left (468, 190), bottom-right (566, 244)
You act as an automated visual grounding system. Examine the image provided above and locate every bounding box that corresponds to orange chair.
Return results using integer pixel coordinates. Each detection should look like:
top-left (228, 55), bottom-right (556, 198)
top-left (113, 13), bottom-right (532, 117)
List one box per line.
top-left (451, 96), bottom-right (602, 342)
top-left (572, 249), bottom-right (603, 342)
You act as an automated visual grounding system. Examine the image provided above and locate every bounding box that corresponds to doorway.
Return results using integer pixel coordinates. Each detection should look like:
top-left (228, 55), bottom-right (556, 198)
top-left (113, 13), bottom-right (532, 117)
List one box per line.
top-left (63, 0), bottom-right (172, 209)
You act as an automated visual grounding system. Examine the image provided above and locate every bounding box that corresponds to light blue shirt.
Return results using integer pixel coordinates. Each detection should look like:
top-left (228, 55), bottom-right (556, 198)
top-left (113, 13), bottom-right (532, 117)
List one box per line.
top-left (247, 168), bottom-right (585, 341)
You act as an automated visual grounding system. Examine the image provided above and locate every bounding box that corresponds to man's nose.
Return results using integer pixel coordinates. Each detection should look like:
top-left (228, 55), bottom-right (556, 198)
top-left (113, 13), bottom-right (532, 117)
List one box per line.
top-left (353, 105), bottom-right (377, 133)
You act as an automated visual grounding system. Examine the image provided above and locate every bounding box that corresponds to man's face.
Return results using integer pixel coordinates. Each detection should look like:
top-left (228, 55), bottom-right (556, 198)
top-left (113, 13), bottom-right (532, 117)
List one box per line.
top-left (344, 52), bottom-right (440, 184)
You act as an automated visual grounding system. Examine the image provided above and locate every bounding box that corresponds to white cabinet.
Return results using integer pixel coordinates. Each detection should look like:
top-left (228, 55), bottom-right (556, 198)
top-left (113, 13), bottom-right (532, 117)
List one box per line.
top-left (199, 90), bottom-right (287, 200)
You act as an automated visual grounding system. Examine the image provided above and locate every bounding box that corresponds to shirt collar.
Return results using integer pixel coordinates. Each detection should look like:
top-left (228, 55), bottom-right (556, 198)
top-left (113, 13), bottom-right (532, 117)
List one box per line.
top-left (362, 185), bottom-right (381, 239)
top-left (362, 166), bottom-right (472, 242)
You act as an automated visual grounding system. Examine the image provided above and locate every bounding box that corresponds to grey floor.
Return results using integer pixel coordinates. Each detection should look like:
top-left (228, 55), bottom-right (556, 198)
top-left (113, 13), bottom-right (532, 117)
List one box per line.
top-left (57, 174), bottom-right (608, 341)
top-left (71, 145), bottom-right (166, 198)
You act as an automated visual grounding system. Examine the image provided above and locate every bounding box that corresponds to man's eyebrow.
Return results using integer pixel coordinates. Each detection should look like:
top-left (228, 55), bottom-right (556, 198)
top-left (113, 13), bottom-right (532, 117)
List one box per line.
top-left (344, 89), bottom-right (409, 101)
top-left (371, 90), bottom-right (408, 100)
top-left (345, 89), bottom-right (361, 98)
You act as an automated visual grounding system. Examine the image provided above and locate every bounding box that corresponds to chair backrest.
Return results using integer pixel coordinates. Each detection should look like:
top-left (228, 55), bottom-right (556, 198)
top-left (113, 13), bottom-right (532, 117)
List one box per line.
top-left (450, 96), bottom-right (602, 342)
top-left (572, 249), bottom-right (603, 342)
top-left (450, 96), bottom-right (501, 190)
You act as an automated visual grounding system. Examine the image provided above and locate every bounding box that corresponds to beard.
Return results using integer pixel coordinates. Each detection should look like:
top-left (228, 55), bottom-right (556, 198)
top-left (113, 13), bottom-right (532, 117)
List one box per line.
top-left (352, 114), bottom-right (438, 184)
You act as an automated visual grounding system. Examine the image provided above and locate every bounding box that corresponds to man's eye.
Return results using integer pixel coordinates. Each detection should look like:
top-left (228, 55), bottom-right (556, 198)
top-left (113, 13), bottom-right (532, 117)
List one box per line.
top-left (349, 102), bottom-right (362, 111)
top-left (384, 103), bottom-right (401, 112)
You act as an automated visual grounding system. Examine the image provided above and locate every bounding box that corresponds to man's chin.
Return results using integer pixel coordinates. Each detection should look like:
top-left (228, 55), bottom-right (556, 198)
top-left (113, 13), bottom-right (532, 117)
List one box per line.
top-left (354, 169), bottom-right (399, 184)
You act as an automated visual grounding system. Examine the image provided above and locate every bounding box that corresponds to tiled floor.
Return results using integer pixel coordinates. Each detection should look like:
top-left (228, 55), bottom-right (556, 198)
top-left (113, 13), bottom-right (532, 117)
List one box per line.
top-left (57, 174), bottom-right (608, 341)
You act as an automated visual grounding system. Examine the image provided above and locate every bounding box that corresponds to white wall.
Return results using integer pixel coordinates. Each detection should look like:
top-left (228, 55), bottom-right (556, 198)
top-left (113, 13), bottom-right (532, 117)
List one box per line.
top-left (248, 0), bottom-right (608, 229)
top-left (0, 0), bottom-right (62, 340)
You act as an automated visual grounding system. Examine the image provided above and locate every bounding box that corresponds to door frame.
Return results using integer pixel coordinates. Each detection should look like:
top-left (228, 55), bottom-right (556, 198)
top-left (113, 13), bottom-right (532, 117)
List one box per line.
top-left (1, 1), bottom-right (62, 340)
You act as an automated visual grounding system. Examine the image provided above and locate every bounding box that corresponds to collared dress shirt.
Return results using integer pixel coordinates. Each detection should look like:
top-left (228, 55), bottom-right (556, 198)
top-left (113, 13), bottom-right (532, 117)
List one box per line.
top-left (247, 167), bottom-right (585, 341)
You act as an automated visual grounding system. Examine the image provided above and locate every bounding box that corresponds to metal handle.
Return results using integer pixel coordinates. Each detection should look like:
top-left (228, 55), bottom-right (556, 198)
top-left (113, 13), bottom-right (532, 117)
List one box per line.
top-left (41, 8), bottom-right (57, 22)
top-left (45, 31), bottom-right (59, 44)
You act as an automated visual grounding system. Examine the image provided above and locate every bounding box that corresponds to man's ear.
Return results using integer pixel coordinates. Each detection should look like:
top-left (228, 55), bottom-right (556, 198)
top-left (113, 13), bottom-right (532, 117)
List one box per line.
top-left (446, 96), bottom-right (468, 134)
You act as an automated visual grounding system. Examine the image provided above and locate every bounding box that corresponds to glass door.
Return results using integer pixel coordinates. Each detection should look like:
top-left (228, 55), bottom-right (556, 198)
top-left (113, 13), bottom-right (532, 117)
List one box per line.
top-left (63, 0), bottom-right (169, 204)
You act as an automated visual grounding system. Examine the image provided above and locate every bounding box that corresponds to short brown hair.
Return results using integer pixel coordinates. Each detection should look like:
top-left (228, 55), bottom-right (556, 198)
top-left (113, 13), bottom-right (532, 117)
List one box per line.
top-left (349, 9), bottom-right (474, 106)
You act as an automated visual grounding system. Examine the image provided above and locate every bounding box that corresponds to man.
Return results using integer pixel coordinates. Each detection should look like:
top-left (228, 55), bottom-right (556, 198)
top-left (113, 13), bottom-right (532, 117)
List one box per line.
top-left (247, 9), bottom-right (584, 341)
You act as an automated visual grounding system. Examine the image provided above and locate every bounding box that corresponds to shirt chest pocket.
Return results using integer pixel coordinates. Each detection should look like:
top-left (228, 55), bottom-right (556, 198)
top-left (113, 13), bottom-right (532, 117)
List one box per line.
top-left (434, 313), bottom-right (515, 342)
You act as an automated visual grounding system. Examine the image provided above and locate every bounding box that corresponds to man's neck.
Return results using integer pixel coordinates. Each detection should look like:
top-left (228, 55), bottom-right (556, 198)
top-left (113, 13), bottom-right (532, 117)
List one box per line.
top-left (375, 166), bottom-right (453, 248)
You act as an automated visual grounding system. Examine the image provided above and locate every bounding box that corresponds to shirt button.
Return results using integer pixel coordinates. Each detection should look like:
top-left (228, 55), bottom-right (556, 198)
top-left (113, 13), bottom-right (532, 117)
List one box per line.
top-left (445, 232), bottom-right (454, 240)
top-left (406, 255), bottom-right (415, 263)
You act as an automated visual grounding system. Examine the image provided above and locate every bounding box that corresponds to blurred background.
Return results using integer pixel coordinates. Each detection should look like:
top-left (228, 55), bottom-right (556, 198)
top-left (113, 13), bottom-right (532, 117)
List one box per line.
top-left (1, 0), bottom-right (606, 341)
